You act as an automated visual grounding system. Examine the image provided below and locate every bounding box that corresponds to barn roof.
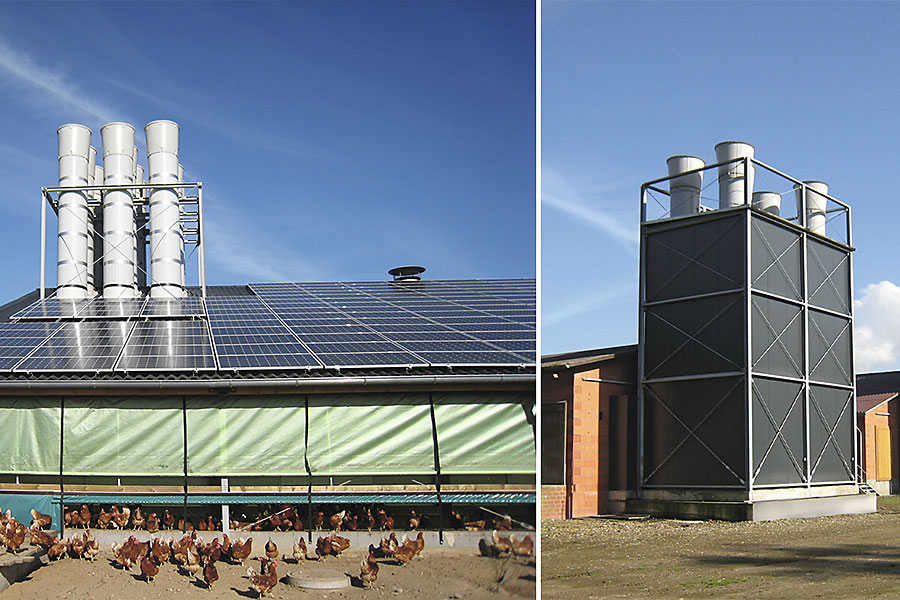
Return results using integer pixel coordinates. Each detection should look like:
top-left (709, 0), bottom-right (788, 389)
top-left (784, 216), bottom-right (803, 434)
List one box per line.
top-left (857, 392), bottom-right (898, 415)
top-left (0, 278), bottom-right (535, 384)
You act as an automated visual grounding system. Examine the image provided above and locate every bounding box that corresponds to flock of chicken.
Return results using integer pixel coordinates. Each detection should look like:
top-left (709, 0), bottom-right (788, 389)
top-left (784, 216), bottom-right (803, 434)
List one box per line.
top-left (2, 504), bottom-right (533, 597)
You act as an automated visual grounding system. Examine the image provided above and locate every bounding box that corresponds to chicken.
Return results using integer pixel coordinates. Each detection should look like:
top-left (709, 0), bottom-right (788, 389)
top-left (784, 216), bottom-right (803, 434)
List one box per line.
top-left (315, 535), bottom-right (332, 560)
top-left (478, 538), bottom-right (502, 558)
top-left (30, 509), bottom-right (52, 530)
top-left (66, 507), bottom-right (84, 529)
top-left (79, 504), bottom-right (91, 528)
top-left (146, 513), bottom-right (159, 533)
top-left (112, 535), bottom-right (146, 569)
top-left (362, 508), bottom-right (376, 532)
top-left (68, 533), bottom-right (86, 559)
top-left (181, 545), bottom-right (201, 576)
top-left (510, 533), bottom-right (534, 557)
top-left (290, 537), bottom-right (307, 562)
top-left (207, 515), bottom-right (216, 531)
top-left (493, 516), bottom-right (513, 531)
top-left (292, 513), bottom-right (304, 531)
top-left (342, 513), bottom-right (358, 531)
top-left (113, 506), bottom-right (131, 530)
top-left (202, 554), bottom-right (219, 590)
top-left (311, 511), bottom-right (324, 530)
top-left (360, 550), bottom-right (379, 588)
top-left (140, 554), bottom-right (159, 583)
top-left (376, 509), bottom-right (394, 530)
top-left (201, 537), bottom-right (222, 563)
top-left (29, 525), bottom-right (56, 548)
top-left (329, 532), bottom-right (350, 556)
top-left (150, 537), bottom-right (171, 564)
top-left (265, 538), bottom-right (278, 560)
top-left (171, 530), bottom-right (197, 561)
top-left (379, 532), bottom-right (399, 557)
top-left (163, 509), bottom-right (175, 530)
top-left (247, 559), bottom-right (278, 597)
top-left (393, 543), bottom-right (416, 565)
top-left (6, 522), bottom-right (26, 552)
top-left (47, 538), bottom-right (68, 561)
top-left (410, 531), bottom-right (425, 556)
top-left (492, 530), bottom-right (512, 554)
top-left (408, 510), bottom-right (422, 530)
top-left (229, 536), bottom-right (253, 564)
top-left (329, 510), bottom-right (345, 531)
top-left (131, 507), bottom-right (145, 530)
top-left (465, 519), bottom-right (486, 531)
top-left (97, 507), bottom-right (115, 529)
top-left (449, 511), bottom-right (465, 529)
top-left (84, 530), bottom-right (99, 561)
top-left (197, 517), bottom-right (208, 531)
top-left (221, 533), bottom-right (232, 556)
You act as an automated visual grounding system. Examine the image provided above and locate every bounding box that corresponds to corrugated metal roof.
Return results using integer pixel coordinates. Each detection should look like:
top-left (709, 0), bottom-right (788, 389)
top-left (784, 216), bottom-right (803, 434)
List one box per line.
top-left (858, 392), bottom-right (898, 414)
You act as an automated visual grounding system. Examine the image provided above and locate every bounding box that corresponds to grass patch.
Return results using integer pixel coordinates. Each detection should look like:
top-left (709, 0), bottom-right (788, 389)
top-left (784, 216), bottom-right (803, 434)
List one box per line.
top-left (681, 577), bottom-right (748, 588)
top-left (878, 495), bottom-right (900, 513)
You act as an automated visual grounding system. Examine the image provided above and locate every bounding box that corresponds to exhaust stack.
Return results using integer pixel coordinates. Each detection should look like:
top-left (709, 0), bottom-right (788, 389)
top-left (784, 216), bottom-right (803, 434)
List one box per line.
top-left (101, 122), bottom-right (137, 299)
top-left (56, 124), bottom-right (92, 299)
top-left (752, 191), bottom-right (781, 216)
top-left (666, 155), bottom-right (704, 217)
top-left (715, 141), bottom-right (755, 209)
top-left (145, 120), bottom-right (185, 299)
top-left (794, 181), bottom-right (828, 235)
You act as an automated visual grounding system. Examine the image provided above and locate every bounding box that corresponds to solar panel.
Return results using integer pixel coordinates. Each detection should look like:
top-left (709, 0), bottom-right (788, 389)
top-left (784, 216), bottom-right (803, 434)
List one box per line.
top-left (77, 297), bottom-right (147, 319)
top-left (117, 320), bottom-right (216, 371)
top-left (16, 321), bottom-right (134, 372)
top-left (250, 279), bottom-right (535, 367)
top-left (11, 298), bottom-right (83, 320)
top-left (0, 321), bottom-right (63, 371)
top-left (142, 296), bottom-right (206, 318)
top-left (205, 295), bottom-right (321, 370)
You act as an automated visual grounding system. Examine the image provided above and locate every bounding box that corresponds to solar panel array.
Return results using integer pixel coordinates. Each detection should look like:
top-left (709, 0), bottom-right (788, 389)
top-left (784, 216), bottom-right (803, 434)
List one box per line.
top-left (0, 279), bottom-right (535, 373)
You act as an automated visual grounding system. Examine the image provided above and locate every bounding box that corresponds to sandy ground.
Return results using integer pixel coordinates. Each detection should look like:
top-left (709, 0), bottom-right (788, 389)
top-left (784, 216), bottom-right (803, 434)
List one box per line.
top-left (542, 500), bottom-right (900, 599)
top-left (2, 545), bottom-right (535, 599)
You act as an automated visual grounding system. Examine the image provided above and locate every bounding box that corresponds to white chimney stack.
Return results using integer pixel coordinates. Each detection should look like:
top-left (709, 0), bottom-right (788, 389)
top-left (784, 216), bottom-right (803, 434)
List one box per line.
top-left (794, 181), bottom-right (828, 235)
top-left (666, 155), bottom-right (704, 218)
top-left (86, 145), bottom-right (97, 296)
top-left (56, 124), bottom-right (92, 299)
top-left (752, 191), bottom-right (781, 216)
top-left (145, 120), bottom-right (185, 299)
top-left (100, 122), bottom-right (137, 299)
top-left (715, 141), bottom-right (755, 209)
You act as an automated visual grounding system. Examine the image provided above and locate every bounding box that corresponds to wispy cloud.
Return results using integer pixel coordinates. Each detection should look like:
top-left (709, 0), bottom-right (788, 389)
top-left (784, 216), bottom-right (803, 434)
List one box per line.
top-left (543, 281), bottom-right (635, 328)
top-left (855, 280), bottom-right (900, 372)
top-left (0, 39), bottom-right (119, 124)
top-left (541, 165), bottom-right (638, 250)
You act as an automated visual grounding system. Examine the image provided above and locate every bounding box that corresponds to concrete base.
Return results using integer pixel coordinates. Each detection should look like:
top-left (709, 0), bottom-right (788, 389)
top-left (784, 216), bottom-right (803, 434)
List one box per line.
top-left (627, 493), bottom-right (877, 522)
top-left (0, 546), bottom-right (45, 593)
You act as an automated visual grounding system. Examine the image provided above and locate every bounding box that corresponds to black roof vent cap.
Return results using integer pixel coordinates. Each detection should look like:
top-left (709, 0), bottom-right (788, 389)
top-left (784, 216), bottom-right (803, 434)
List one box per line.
top-left (388, 266), bottom-right (425, 282)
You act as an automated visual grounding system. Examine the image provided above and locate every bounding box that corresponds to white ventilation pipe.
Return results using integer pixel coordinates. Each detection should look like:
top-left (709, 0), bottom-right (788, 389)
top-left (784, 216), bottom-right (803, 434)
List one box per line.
top-left (86, 145), bottom-right (97, 296)
top-left (56, 124), bottom-right (92, 299)
top-left (715, 141), bottom-right (755, 209)
top-left (794, 181), bottom-right (828, 235)
top-left (136, 163), bottom-right (146, 288)
top-left (92, 164), bottom-right (104, 293)
top-left (145, 120), bottom-right (185, 298)
top-left (101, 122), bottom-right (137, 299)
top-left (666, 155), bottom-right (704, 218)
top-left (752, 191), bottom-right (781, 216)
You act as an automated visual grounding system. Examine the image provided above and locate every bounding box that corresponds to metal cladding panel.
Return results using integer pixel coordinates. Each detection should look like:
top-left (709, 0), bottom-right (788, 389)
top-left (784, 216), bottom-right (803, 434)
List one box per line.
top-left (751, 216), bottom-right (803, 301)
top-left (644, 294), bottom-right (744, 379)
top-left (751, 295), bottom-right (803, 378)
top-left (642, 377), bottom-right (746, 487)
top-left (809, 309), bottom-right (853, 385)
top-left (807, 238), bottom-right (851, 314)
top-left (752, 378), bottom-right (806, 485)
top-left (809, 385), bottom-right (854, 483)
top-left (644, 213), bottom-right (744, 303)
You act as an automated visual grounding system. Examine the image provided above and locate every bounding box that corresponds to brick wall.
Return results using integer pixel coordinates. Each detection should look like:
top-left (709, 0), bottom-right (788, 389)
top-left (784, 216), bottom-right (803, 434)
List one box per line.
top-left (541, 485), bottom-right (566, 520)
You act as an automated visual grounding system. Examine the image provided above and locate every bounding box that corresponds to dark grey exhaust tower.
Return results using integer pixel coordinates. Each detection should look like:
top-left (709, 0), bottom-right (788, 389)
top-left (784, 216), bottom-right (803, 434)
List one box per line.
top-left (633, 142), bottom-right (873, 520)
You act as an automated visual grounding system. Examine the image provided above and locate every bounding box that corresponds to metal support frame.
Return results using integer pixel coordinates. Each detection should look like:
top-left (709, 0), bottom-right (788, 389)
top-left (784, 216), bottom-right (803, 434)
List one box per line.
top-left (39, 182), bottom-right (204, 298)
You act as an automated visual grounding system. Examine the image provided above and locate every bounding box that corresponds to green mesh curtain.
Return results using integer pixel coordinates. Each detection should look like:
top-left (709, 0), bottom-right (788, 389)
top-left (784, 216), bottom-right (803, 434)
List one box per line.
top-left (306, 393), bottom-right (435, 476)
top-left (186, 395), bottom-right (306, 476)
top-left (432, 391), bottom-right (536, 475)
top-left (0, 397), bottom-right (60, 474)
top-left (62, 397), bottom-right (183, 476)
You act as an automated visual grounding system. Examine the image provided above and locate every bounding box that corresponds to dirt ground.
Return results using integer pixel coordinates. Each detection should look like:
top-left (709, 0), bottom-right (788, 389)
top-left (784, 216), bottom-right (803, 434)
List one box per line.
top-left (542, 498), bottom-right (900, 599)
top-left (2, 546), bottom-right (534, 599)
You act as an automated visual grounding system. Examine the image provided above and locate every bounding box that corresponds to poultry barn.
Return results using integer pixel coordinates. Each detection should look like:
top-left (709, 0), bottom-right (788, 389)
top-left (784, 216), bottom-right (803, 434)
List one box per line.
top-left (0, 121), bottom-right (536, 537)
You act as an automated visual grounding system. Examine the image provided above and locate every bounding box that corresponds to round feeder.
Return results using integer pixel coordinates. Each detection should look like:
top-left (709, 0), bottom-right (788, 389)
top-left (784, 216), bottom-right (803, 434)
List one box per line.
top-left (285, 571), bottom-right (350, 590)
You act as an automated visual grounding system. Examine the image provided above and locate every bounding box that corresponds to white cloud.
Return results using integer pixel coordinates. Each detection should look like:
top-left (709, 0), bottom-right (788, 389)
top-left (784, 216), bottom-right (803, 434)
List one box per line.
top-left (0, 40), bottom-right (119, 124)
top-left (541, 166), bottom-right (638, 250)
top-left (854, 280), bottom-right (900, 372)
top-left (542, 282), bottom-right (634, 328)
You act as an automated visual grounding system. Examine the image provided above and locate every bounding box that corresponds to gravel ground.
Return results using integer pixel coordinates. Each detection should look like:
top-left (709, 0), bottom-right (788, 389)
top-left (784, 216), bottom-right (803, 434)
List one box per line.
top-left (542, 500), bottom-right (900, 599)
top-left (2, 546), bottom-right (535, 599)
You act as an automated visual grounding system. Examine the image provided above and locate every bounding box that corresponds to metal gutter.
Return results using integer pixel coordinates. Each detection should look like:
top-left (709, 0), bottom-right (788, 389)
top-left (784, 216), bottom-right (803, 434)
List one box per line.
top-left (0, 373), bottom-right (535, 391)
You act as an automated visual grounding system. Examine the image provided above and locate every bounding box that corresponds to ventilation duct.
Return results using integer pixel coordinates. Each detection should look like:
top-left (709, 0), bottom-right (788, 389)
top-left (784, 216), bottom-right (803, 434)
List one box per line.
top-left (715, 141), bottom-right (755, 209)
top-left (56, 124), bottom-right (92, 299)
top-left (92, 164), bottom-right (104, 293)
top-left (794, 181), bottom-right (828, 235)
top-left (145, 120), bottom-right (185, 299)
top-left (752, 191), bottom-right (781, 216)
top-left (101, 122), bottom-right (137, 299)
top-left (86, 145), bottom-right (97, 296)
top-left (666, 155), bottom-right (704, 217)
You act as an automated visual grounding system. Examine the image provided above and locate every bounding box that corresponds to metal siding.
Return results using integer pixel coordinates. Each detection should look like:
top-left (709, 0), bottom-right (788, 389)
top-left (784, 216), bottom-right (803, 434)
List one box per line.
top-left (751, 217), bottom-right (803, 301)
top-left (809, 310), bottom-right (853, 385)
top-left (807, 239), bottom-right (851, 314)
top-left (751, 378), bottom-right (806, 485)
top-left (751, 295), bottom-right (804, 378)
top-left (809, 385), bottom-right (854, 483)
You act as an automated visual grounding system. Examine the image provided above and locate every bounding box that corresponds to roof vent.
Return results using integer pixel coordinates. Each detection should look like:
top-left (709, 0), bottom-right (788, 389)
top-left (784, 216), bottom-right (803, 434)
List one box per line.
top-left (389, 266), bottom-right (425, 282)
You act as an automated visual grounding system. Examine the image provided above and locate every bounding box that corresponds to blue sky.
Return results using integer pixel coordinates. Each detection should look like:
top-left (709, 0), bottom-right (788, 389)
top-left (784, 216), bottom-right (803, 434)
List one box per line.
top-left (542, 2), bottom-right (900, 372)
top-left (0, 1), bottom-right (535, 299)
